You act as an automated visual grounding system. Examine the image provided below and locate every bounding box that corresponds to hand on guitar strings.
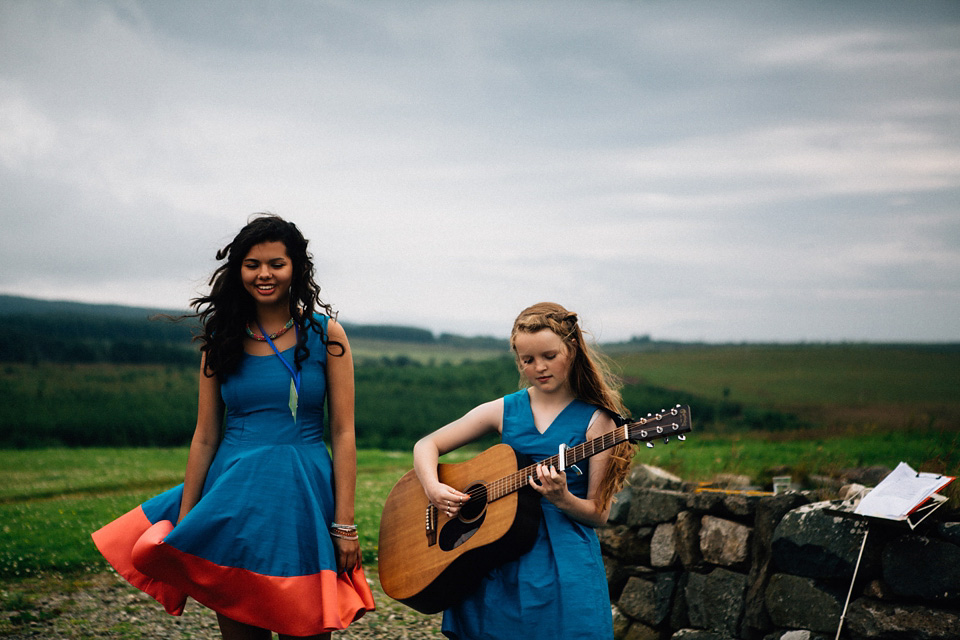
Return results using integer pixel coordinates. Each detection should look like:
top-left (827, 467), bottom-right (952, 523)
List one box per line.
top-left (528, 463), bottom-right (570, 506)
top-left (426, 483), bottom-right (471, 518)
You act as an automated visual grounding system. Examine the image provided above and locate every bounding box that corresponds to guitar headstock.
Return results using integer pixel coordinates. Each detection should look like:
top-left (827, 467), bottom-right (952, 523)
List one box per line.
top-left (626, 405), bottom-right (692, 448)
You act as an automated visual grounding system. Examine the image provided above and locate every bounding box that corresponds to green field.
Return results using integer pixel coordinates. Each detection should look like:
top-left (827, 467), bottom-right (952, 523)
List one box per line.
top-left (613, 343), bottom-right (960, 431)
top-left (613, 343), bottom-right (959, 407)
top-left (5, 342), bottom-right (958, 449)
top-left (0, 448), bottom-right (464, 579)
top-left (1, 430), bottom-right (956, 581)
top-left (1, 342), bottom-right (958, 584)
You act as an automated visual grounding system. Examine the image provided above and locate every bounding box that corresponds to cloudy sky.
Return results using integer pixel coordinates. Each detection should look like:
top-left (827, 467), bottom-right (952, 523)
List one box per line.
top-left (2, 1), bottom-right (958, 342)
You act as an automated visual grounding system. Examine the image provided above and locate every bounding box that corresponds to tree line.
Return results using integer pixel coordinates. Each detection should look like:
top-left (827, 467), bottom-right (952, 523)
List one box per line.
top-left (0, 294), bottom-right (507, 366)
top-left (1, 296), bottom-right (794, 448)
top-left (2, 351), bottom-right (770, 450)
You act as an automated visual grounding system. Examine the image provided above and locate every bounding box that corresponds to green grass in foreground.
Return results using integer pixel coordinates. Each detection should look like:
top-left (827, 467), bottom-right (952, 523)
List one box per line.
top-left (0, 448), bottom-right (474, 579)
top-left (0, 435), bottom-right (956, 580)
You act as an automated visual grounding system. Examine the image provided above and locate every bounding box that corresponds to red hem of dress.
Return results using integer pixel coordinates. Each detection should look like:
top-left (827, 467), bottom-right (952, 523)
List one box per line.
top-left (92, 506), bottom-right (187, 615)
top-left (94, 510), bottom-right (375, 635)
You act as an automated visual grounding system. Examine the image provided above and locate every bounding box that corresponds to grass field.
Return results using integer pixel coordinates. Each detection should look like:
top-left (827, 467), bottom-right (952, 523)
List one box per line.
top-left (614, 343), bottom-right (960, 431)
top-left (1, 342), bottom-right (958, 583)
top-left (0, 448), bottom-right (482, 579)
top-left (614, 343), bottom-right (958, 405)
top-left (1, 428), bottom-right (956, 581)
top-left (350, 339), bottom-right (506, 365)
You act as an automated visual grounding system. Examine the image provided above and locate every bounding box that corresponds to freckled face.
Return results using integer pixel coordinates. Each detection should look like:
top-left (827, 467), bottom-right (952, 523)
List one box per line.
top-left (241, 241), bottom-right (294, 307)
top-left (513, 329), bottom-right (574, 395)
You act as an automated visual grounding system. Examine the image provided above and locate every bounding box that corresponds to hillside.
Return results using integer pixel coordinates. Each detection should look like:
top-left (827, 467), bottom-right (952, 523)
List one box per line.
top-left (0, 294), bottom-right (508, 364)
top-left (0, 294), bottom-right (187, 319)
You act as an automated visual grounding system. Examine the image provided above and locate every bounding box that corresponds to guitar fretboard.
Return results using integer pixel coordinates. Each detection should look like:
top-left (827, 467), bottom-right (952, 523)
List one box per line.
top-left (486, 427), bottom-right (630, 501)
top-left (483, 403), bottom-right (692, 502)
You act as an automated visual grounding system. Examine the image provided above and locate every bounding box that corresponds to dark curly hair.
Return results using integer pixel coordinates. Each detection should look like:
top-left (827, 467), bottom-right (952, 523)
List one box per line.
top-left (189, 213), bottom-right (339, 378)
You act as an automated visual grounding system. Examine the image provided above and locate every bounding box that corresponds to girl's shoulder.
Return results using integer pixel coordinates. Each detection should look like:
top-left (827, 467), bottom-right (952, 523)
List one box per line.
top-left (503, 388), bottom-right (530, 406)
top-left (300, 313), bottom-right (331, 354)
top-left (304, 312), bottom-right (330, 333)
top-left (585, 406), bottom-right (617, 439)
top-left (504, 388), bottom-right (528, 399)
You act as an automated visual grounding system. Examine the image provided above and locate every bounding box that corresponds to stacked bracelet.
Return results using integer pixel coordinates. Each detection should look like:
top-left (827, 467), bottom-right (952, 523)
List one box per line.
top-left (330, 531), bottom-right (359, 541)
top-left (329, 522), bottom-right (359, 541)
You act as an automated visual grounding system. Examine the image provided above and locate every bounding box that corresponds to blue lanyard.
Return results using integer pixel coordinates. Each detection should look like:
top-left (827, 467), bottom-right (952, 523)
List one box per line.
top-left (259, 321), bottom-right (302, 395)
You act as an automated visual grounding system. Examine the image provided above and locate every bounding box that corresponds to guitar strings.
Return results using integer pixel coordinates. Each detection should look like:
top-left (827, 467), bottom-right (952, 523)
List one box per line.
top-left (456, 428), bottom-right (626, 503)
top-left (451, 414), bottom-right (686, 505)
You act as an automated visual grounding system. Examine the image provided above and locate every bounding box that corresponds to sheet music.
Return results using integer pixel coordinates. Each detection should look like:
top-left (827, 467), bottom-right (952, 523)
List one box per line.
top-left (854, 461), bottom-right (954, 520)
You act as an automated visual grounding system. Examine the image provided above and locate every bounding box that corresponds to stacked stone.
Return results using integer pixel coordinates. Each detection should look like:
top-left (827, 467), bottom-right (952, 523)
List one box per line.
top-left (600, 464), bottom-right (960, 640)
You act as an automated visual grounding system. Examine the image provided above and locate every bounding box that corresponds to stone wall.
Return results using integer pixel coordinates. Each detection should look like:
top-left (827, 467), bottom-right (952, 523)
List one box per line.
top-left (601, 465), bottom-right (960, 640)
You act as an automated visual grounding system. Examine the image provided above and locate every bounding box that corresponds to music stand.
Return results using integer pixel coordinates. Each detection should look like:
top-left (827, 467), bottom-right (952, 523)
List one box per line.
top-left (825, 490), bottom-right (949, 640)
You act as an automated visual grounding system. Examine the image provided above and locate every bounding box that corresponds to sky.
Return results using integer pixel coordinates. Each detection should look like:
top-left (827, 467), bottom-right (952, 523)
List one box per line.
top-left (1, 1), bottom-right (959, 343)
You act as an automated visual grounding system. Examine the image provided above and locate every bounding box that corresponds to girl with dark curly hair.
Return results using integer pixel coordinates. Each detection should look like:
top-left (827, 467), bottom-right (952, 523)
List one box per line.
top-left (94, 214), bottom-right (374, 639)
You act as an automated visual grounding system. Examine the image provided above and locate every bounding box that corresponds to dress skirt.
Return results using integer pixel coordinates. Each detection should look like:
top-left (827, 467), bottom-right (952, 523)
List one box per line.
top-left (92, 316), bottom-right (374, 636)
top-left (93, 442), bottom-right (375, 636)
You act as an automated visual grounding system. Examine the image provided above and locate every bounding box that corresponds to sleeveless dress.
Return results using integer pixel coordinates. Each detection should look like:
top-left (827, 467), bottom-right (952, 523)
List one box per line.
top-left (92, 315), bottom-right (375, 636)
top-left (441, 389), bottom-right (613, 639)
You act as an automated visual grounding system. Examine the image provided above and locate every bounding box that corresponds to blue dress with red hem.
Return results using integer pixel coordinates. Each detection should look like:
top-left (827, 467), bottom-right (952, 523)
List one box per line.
top-left (441, 389), bottom-right (613, 639)
top-left (92, 315), bottom-right (375, 636)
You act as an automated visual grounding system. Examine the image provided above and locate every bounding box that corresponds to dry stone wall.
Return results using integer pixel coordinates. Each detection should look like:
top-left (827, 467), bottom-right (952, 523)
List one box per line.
top-left (601, 465), bottom-right (960, 640)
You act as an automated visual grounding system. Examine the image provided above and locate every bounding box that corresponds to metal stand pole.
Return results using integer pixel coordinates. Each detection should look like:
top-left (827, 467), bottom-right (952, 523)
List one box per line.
top-left (835, 524), bottom-right (869, 640)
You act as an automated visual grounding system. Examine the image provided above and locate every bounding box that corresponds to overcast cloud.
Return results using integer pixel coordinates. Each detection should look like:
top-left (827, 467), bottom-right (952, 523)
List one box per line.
top-left (1, 0), bottom-right (958, 342)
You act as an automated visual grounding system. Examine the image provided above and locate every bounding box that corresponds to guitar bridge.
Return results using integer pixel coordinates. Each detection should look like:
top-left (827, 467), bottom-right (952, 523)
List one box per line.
top-left (425, 504), bottom-right (438, 547)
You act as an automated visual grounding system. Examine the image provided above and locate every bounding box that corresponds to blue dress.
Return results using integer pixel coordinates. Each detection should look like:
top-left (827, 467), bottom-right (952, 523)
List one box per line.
top-left (441, 389), bottom-right (613, 639)
top-left (92, 315), bottom-right (374, 636)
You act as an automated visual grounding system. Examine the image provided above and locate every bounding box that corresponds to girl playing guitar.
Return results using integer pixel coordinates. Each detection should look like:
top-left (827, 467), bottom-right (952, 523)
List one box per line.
top-left (413, 302), bottom-right (634, 639)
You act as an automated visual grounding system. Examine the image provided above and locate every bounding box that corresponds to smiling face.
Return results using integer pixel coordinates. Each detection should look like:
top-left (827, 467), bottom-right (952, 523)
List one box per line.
top-left (513, 328), bottom-right (575, 396)
top-left (240, 241), bottom-right (294, 309)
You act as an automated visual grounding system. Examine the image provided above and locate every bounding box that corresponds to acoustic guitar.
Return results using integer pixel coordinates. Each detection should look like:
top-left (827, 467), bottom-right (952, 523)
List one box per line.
top-left (377, 404), bottom-right (692, 613)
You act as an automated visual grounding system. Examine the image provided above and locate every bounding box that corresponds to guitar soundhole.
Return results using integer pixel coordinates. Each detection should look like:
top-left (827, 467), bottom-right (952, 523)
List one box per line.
top-left (438, 483), bottom-right (488, 552)
top-left (459, 483), bottom-right (487, 522)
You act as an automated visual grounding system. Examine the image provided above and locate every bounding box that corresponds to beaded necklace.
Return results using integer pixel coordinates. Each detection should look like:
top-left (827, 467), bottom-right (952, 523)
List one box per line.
top-left (245, 317), bottom-right (295, 342)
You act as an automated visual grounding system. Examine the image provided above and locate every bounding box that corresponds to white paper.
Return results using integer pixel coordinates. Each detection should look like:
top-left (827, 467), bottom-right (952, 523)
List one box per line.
top-left (854, 461), bottom-right (954, 520)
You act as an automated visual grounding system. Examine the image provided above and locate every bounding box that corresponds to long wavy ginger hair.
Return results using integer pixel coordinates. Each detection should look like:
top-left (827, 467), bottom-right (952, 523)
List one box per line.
top-left (509, 302), bottom-right (635, 511)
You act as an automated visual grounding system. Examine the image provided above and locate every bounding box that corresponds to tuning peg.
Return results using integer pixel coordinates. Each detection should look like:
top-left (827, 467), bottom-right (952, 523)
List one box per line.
top-left (663, 437), bottom-right (670, 444)
top-left (678, 435), bottom-right (686, 441)
top-left (646, 442), bottom-right (655, 448)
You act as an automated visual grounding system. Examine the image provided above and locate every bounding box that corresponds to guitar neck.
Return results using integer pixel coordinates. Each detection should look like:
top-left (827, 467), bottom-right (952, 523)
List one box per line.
top-left (485, 405), bottom-right (691, 502)
top-left (486, 427), bottom-right (629, 502)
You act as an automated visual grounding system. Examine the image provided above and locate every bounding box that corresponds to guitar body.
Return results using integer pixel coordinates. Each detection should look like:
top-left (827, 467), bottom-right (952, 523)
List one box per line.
top-left (378, 405), bottom-right (692, 614)
top-left (378, 443), bottom-right (541, 614)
